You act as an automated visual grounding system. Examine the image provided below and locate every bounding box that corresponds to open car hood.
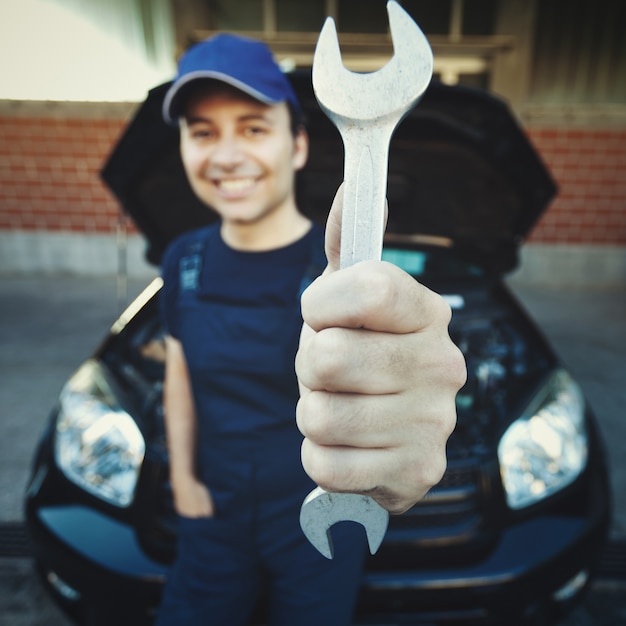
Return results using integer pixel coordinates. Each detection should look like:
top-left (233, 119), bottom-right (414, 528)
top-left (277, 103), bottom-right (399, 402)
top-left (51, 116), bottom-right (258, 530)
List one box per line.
top-left (101, 70), bottom-right (557, 273)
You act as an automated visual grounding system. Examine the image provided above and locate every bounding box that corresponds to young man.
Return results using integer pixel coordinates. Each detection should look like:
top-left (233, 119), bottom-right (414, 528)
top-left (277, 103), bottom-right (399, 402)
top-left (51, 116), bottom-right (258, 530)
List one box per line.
top-left (156, 33), bottom-right (465, 626)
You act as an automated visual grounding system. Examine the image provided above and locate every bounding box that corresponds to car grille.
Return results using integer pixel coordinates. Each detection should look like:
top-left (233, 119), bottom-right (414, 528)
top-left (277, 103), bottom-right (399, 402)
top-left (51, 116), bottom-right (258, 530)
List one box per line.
top-left (139, 457), bottom-right (488, 566)
top-left (397, 463), bottom-right (481, 522)
top-left (379, 461), bottom-right (492, 566)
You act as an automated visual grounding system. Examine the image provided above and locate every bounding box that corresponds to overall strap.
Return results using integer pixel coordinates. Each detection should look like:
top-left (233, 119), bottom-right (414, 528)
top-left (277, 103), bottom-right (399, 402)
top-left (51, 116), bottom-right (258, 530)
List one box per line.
top-left (298, 227), bottom-right (327, 298)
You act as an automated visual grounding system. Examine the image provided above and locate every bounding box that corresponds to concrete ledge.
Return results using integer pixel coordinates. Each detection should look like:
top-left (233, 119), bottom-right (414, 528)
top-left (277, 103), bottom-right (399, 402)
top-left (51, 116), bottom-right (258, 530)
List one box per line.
top-left (0, 231), bottom-right (157, 278)
top-left (510, 243), bottom-right (626, 288)
top-left (520, 103), bottom-right (626, 128)
top-left (0, 98), bottom-right (136, 120)
top-left (1, 232), bottom-right (625, 288)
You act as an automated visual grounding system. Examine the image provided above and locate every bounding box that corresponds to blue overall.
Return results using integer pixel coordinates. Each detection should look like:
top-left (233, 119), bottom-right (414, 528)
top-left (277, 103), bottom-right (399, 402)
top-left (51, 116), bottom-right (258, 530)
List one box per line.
top-left (155, 223), bottom-right (366, 626)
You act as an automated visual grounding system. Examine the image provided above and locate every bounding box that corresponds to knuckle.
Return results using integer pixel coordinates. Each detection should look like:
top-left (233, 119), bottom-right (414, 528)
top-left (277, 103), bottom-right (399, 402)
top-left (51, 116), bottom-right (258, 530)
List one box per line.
top-left (369, 485), bottom-right (414, 515)
top-left (445, 341), bottom-right (467, 391)
top-left (302, 448), bottom-right (335, 490)
top-left (429, 333), bottom-right (467, 394)
top-left (414, 452), bottom-right (447, 492)
top-left (299, 280), bottom-right (317, 319)
top-left (439, 297), bottom-right (453, 325)
top-left (308, 329), bottom-right (347, 385)
top-left (353, 264), bottom-right (397, 317)
top-left (295, 397), bottom-right (307, 436)
top-left (429, 291), bottom-right (453, 326)
top-left (297, 392), bottom-right (333, 443)
top-left (366, 266), bottom-right (397, 305)
top-left (445, 405), bottom-right (459, 439)
top-left (434, 400), bottom-right (458, 444)
top-left (386, 498), bottom-right (415, 516)
top-left (452, 345), bottom-right (468, 390)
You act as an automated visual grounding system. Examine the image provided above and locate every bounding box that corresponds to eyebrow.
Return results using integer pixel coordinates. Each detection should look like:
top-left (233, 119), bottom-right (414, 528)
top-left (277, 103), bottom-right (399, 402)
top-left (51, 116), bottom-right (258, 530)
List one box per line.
top-left (184, 112), bottom-right (275, 126)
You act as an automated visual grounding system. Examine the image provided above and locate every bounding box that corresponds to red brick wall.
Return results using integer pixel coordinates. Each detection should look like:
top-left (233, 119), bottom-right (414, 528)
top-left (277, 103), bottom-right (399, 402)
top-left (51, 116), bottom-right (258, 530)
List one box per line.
top-left (1, 111), bottom-right (625, 246)
top-left (0, 114), bottom-right (129, 233)
top-left (527, 128), bottom-right (626, 245)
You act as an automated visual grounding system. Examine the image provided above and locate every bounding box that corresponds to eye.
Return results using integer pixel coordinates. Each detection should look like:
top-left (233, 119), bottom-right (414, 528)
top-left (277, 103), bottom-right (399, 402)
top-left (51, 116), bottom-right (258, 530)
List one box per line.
top-left (184, 124), bottom-right (216, 141)
top-left (192, 128), bottom-right (216, 140)
top-left (243, 124), bottom-right (269, 138)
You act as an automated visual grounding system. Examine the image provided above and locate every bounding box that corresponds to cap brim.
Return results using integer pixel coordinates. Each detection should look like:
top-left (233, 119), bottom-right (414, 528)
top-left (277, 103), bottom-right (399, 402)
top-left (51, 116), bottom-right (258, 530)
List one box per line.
top-left (162, 71), bottom-right (281, 125)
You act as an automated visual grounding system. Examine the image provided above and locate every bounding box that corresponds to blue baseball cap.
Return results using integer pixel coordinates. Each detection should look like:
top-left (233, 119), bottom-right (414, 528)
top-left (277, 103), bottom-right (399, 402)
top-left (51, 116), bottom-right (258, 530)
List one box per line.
top-left (162, 33), bottom-right (301, 125)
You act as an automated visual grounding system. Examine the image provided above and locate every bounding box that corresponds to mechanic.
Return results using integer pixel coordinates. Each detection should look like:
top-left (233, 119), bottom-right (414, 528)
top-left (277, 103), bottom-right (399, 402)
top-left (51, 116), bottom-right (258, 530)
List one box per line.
top-left (155, 33), bottom-right (465, 626)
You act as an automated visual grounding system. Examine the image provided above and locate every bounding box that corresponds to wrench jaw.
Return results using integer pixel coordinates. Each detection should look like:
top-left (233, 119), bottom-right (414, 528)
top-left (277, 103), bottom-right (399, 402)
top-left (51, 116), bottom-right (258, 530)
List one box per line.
top-left (387, 0), bottom-right (434, 92)
top-left (300, 487), bottom-right (390, 560)
top-left (311, 16), bottom-right (348, 124)
top-left (312, 0), bottom-right (433, 125)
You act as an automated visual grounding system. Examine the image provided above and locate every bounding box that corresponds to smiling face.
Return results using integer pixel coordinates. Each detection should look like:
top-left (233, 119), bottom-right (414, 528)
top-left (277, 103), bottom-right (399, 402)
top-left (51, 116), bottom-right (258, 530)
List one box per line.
top-left (179, 83), bottom-right (309, 248)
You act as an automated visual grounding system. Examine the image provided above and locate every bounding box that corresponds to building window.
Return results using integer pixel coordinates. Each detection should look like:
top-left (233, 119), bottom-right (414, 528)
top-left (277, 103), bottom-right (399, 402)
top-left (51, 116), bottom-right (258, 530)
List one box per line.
top-left (530, 0), bottom-right (626, 104)
top-left (200, 0), bottom-right (500, 87)
top-left (401, 0), bottom-right (456, 35)
top-left (402, 0), bottom-right (498, 86)
top-left (276, 0), bottom-right (326, 32)
top-left (399, 0), bottom-right (497, 37)
top-left (337, 0), bottom-right (389, 33)
top-left (211, 0), bottom-right (263, 31)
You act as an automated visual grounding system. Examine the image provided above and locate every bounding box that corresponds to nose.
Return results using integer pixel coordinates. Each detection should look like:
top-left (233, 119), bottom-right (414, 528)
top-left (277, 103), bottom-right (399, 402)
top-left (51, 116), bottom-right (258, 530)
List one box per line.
top-left (210, 133), bottom-right (245, 170)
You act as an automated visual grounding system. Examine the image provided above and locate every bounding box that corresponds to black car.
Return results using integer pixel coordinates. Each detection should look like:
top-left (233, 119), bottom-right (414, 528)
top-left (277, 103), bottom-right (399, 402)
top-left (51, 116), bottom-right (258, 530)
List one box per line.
top-left (25, 72), bottom-right (611, 626)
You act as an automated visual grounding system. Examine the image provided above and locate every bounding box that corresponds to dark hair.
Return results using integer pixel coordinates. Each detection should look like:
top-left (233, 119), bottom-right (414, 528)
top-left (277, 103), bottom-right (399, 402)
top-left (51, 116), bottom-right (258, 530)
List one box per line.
top-left (287, 102), bottom-right (305, 137)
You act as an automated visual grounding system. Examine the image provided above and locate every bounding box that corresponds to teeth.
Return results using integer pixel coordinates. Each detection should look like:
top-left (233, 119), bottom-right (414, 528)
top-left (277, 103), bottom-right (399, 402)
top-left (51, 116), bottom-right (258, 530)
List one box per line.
top-left (218, 178), bottom-right (256, 192)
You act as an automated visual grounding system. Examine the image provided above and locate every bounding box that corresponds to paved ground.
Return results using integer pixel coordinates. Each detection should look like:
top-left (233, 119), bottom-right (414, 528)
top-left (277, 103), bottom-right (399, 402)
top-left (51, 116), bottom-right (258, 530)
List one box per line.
top-left (0, 273), bottom-right (625, 625)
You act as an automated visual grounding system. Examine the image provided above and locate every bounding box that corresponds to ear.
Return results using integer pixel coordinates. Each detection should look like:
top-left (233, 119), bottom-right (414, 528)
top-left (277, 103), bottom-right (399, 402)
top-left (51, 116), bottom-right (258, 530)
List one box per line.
top-left (292, 127), bottom-right (309, 172)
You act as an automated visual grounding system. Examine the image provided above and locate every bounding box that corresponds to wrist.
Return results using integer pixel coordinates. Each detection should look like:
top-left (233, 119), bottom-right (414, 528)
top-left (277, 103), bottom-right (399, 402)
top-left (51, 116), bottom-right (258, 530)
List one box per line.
top-left (169, 468), bottom-right (198, 488)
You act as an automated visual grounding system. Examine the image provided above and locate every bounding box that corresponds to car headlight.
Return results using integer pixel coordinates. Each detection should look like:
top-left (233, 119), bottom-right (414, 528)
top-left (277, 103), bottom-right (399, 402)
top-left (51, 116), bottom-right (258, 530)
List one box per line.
top-left (498, 369), bottom-right (588, 510)
top-left (54, 359), bottom-right (145, 507)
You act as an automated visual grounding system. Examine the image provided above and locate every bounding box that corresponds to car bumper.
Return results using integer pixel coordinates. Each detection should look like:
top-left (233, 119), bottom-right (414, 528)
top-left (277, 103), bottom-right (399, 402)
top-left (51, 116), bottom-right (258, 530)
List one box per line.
top-left (357, 514), bottom-right (608, 624)
top-left (27, 502), bottom-right (166, 625)
top-left (27, 497), bottom-right (609, 626)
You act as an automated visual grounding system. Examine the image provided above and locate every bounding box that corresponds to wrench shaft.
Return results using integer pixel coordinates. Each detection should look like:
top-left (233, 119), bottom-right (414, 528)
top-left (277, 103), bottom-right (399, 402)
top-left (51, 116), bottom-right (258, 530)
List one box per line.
top-left (339, 124), bottom-right (395, 268)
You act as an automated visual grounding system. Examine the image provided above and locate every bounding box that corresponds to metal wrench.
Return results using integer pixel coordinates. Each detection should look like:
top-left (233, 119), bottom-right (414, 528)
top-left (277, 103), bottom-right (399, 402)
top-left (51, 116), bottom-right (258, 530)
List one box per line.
top-left (299, 0), bottom-right (433, 560)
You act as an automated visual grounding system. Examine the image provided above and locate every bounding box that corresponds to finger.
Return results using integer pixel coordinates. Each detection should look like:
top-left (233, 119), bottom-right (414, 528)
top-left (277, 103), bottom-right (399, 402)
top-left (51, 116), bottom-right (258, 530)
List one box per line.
top-left (297, 390), bottom-right (397, 447)
top-left (300, 437), bottom-right (447, 515)
top-left (297, 388), bottom-right (456, 448)
top-left (296, 327), bottom-right (415, 394)
top-left (301, 260), bottom-right (452, 334)
top-left (324, 183), bottom-right (390, 273)
top-left (296, 321), bottom-right (464, 395)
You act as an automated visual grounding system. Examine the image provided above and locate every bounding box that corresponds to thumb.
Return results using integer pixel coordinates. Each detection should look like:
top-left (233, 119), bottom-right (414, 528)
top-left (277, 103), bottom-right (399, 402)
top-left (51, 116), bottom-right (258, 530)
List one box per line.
top-left (324, 184), bottom-right (344, 273)
top-left (324, 183), bottom-right (390, 272)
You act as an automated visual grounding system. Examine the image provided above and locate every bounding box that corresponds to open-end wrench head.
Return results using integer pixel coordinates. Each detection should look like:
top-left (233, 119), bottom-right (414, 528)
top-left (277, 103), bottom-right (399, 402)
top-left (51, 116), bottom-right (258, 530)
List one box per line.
top-left (312, 0), bottom-right (433, 124)
top-left (300, 487), bottom-right (389, 559)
